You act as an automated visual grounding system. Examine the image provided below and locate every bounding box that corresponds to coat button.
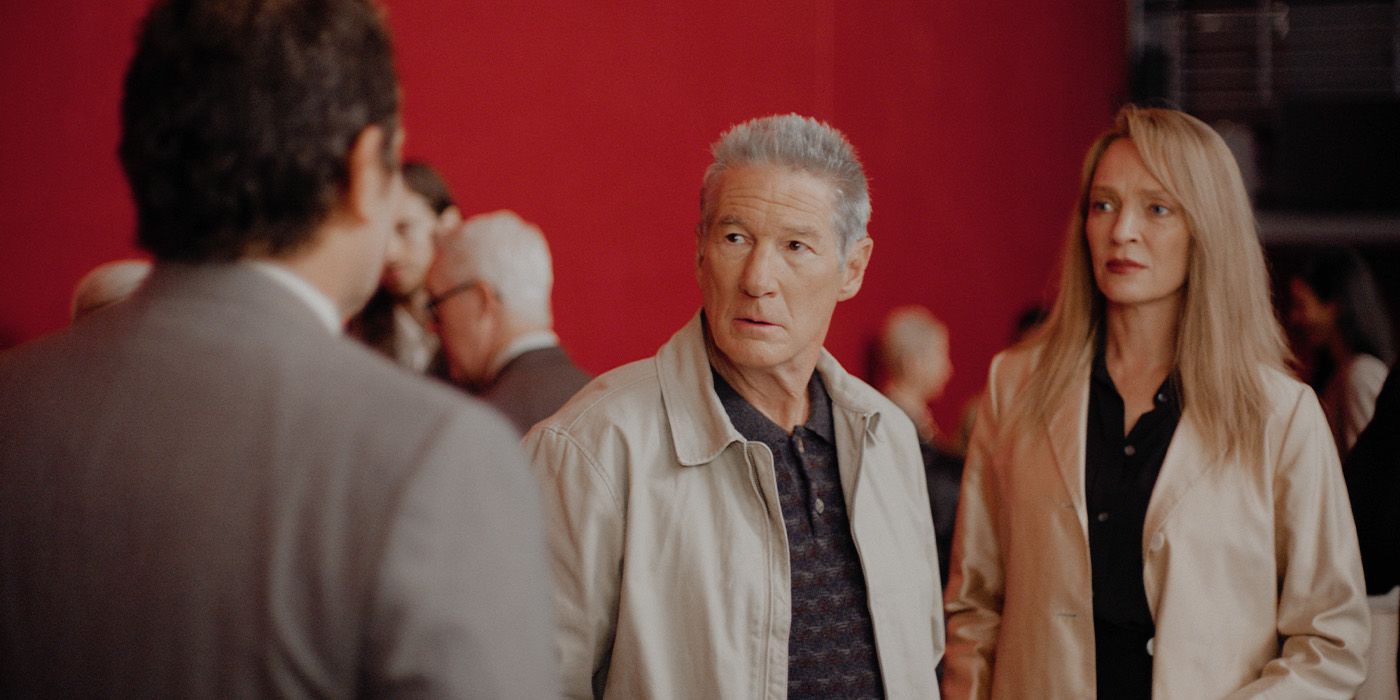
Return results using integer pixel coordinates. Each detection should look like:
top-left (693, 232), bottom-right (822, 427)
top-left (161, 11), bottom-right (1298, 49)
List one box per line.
top-left (1149, 533), bottom-right (1165, 552)
top-left (1146, 637), bottom-right (1155, 656)
top-left (814, 498), bottom-right (825, 514)
top-left (1124, 444), bottom-right (1136, 457)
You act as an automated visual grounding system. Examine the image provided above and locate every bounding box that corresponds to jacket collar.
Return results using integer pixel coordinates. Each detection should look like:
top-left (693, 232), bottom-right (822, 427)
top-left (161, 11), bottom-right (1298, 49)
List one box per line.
top-left (1045, 363), bottom-right (1091, 517)
top-left (657, 311), bottom-right (885, 467)
top-left (137, 261), bottom-right (336, 335)
top-left (1043, 355), bottom-right (1215, 538)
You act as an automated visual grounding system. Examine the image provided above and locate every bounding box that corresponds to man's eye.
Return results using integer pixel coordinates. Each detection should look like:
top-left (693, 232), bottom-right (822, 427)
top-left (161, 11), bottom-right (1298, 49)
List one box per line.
top-left (723, 232), bottom-right (744, 243)
top-left (787, 241), bottom-right (807, 252)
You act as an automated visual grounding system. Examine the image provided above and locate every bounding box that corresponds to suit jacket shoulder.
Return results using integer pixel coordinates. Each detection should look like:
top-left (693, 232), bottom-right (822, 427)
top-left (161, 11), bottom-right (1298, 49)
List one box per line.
top-left (0, 264), bottom-right (557, 698)
top-left (482, 345), bottom-right (592, 435)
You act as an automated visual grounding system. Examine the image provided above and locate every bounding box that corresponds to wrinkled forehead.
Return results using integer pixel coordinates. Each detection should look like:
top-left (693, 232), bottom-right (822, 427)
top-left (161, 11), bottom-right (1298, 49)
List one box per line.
top-left (710, 165), bottom-right (839, 226)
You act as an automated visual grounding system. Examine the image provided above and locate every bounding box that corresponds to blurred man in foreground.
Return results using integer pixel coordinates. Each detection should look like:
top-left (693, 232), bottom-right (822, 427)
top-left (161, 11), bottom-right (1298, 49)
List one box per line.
top-left (0, 1), bottom-right (556, 696)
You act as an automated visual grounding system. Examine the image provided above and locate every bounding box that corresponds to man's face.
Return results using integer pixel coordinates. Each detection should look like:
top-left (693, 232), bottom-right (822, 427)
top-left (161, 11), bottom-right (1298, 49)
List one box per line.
top-left (425, 253), bottom-right (499, 390)
top-left (698, 165), bottom-right (872, 379)
top-left (350, 129), bottom-right (406, 316)
top-left (381, 190), bottom-right (437, 298)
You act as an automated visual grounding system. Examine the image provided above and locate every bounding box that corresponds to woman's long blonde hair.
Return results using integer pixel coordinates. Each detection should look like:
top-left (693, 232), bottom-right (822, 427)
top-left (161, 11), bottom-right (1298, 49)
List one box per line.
top-left (1016, 105), bottom-right (1289, 463)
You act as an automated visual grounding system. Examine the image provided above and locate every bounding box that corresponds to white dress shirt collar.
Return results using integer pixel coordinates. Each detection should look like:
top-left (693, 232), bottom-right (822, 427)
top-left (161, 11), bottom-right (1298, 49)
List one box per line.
top-left (243, 260), bottom-right (343, 335)
top-left (488, 329), bottom-right (559, 380)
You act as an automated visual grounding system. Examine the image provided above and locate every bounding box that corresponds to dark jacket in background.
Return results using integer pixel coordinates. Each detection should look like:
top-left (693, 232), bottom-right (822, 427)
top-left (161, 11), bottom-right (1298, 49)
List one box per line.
top-left (481, 345), bottom-right (591, 435)
top-left (1344, 366), bottom-right (1400, 677)
top-left (922, 441), bottom-right (964, 590)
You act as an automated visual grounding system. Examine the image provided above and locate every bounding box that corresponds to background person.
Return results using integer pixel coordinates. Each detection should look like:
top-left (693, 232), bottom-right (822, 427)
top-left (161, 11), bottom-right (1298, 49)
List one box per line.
top-left (348, 160), bottom-right (459, 374)
top-left (1290, 248), bottom-right (1399, 700)
top-left (1346, 367), bottom-right (1400, 695)
top-left (525, 114), bottom-right (943, 698)
top-left (1288, 246), bottom-right (1395, 454)
top-left (877, 305), bottom-right (955, 447)
top-left (427, 209), bottom-right (590, 434)
top-left (0, 1), bottom-right (557, 696)
top-left (943, 105), bottom-right (1369, 698)
top-left (876, 304), bottom-right (962, 588)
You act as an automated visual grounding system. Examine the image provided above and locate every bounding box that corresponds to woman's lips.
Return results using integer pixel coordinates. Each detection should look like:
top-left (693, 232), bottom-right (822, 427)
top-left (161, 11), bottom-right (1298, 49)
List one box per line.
top-left (1106, 259), bottom-right (1145, 274)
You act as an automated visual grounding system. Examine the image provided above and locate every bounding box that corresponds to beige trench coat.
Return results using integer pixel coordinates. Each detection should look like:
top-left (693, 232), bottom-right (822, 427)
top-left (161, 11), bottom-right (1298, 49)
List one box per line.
top-left (943, 347), bottom-right (1370, 699)
top-left (525, 313), bottom-right (944, 698)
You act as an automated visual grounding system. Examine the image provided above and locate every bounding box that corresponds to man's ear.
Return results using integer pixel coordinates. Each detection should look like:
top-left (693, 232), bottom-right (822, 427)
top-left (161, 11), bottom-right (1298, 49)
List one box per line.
top-left (344, 125), bottom-right (395, 222)
top-left (693, 225), bottom-right (707, 274)
top-left (837, 236), bottom-right (874, 301)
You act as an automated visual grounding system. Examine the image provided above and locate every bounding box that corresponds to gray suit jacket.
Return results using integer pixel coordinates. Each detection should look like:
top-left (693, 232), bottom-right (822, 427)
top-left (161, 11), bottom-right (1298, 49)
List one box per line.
top-left (0, 263), bottom-right (558, 698)
top-left (480, 345), bottom-right (591, 435)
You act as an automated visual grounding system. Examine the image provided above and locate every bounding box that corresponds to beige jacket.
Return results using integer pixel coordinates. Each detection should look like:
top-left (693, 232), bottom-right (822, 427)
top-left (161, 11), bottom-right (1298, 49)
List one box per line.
top-left (944, 346), bottom-right (1370, 699)
top-left (525, 313), bottom-right (944, 698)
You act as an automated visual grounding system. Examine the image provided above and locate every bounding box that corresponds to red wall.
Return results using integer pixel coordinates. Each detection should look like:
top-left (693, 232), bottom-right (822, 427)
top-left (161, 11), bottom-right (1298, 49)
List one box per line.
top-left (0, 1), bottom-right (1124, 429)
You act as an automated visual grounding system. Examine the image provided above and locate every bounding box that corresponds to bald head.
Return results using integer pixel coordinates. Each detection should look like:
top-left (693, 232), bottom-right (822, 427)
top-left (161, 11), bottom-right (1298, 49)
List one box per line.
top-left (71, 259), bottom-right (153, 321)
top-left (879, 305), bottom-right (952, 400)
top-left (432, 210), bottom-right (554, 326)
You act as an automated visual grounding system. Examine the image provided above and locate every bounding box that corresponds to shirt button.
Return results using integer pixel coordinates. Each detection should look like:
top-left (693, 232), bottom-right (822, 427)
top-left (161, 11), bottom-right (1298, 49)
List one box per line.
top-left (1146, 637), bottom-right (1155, 656)
top-left (795, 437), bottom-right (806, 454)
top-left (1096, 512), bottom-right (1110, 523)
top-left (814, 498), bottom-right (825, 514)
top-left (1124, 444), bottom-right (1136, 457)
top-left (1156, 392), bottom-right (1167, 404)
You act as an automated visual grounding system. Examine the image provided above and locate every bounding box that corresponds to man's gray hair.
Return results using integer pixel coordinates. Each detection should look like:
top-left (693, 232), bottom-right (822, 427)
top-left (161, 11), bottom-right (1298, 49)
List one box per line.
top-left (699, 114), bottom-right (871, 253)
top-left (436, 210), bottom-right (553, 326)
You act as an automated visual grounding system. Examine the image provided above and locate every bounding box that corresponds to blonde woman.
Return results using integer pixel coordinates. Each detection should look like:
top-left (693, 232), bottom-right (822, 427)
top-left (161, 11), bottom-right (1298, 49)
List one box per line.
top-left (943, 106), bottom-right (1370, 698)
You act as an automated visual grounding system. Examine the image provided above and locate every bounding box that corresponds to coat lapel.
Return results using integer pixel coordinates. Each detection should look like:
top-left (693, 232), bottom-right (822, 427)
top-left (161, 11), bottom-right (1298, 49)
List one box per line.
top-left (1142, 410), bottom-right (1214, 542)
top-left (1044, 377), bottom-right (1091, 527)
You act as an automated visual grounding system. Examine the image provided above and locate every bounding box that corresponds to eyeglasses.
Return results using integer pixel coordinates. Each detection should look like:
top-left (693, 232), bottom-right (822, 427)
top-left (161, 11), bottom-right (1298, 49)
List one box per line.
top-left (425, 279), bottom-right (478, 323)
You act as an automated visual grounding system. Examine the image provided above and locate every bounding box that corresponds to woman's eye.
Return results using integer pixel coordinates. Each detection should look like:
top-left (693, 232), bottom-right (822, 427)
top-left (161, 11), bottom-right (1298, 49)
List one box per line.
top-left (1089, 200), bottom-right (1113, 213)
top-left (1149, 204), bottom-right (1172, 216)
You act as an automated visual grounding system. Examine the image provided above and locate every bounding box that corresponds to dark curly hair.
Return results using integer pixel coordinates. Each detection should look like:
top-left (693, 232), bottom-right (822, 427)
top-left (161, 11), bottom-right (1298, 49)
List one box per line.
top-left (119, 0), bottom-right (400, 262)
top-left (402, 161), bottom-right (456, 215)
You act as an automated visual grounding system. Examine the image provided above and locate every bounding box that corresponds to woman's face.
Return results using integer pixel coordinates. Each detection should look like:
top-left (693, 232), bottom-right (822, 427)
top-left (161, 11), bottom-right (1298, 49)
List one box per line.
top-left (1084, 138), bottom-right (1192, 313)
top-left (381, 190), bottom-right (437, 297)
top-left (1287, 277), bottom-right (1338, 348)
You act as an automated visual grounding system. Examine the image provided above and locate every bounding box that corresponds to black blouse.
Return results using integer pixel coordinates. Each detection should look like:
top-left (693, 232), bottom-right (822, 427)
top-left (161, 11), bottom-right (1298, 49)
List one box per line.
top-left (1085, 347), bottom-right (1182, 698)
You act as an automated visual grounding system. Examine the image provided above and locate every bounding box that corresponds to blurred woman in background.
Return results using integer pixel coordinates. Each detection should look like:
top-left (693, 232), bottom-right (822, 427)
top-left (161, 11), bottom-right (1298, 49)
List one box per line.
top-left (348, 160), bottom-right (459, 373)
top-left (1289, 247), bottom-right (1395, 454)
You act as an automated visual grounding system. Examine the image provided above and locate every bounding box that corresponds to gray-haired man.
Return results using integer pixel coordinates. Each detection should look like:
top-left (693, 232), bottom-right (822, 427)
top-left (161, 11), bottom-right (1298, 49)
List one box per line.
top-left (427, 209), bottom-right (591, 434)
top-left (525, 114), bottom-right (944, 698)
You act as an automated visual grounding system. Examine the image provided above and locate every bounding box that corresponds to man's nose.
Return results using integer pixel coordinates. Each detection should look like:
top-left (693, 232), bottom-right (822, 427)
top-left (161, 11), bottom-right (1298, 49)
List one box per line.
top-left (739, 245), bottom-right (779, 297)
